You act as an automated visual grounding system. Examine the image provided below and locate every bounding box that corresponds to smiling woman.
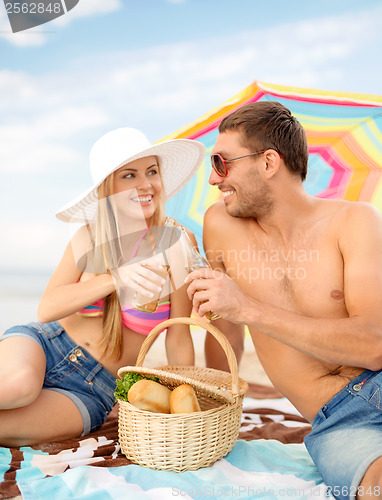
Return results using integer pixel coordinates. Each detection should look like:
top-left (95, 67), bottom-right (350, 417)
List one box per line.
top-left (0, 127), bottom-right (205, 447)
top-left (110, 156), bottom-right (164, 223)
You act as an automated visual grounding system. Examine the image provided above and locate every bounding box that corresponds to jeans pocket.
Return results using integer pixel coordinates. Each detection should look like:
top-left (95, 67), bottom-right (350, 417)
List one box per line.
top-left (367, 383), bottom-right (381, 410)
top-left (45, 356), bottom-right (77, 385)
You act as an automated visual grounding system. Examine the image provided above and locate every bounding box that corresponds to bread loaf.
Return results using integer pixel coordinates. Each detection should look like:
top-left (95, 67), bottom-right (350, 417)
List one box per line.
top-left (128, 379), bottom-right (171, 413)
top-left (170, 384), bottom-right (201, 413)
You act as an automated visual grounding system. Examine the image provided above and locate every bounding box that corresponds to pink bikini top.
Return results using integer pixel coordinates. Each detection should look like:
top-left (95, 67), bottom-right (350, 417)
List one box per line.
top-left (77, 299), bottom-right (170, 336)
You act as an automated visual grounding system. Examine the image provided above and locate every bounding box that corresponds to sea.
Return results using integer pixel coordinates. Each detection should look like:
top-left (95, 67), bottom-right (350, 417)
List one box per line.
top-left (0, 269), bottom-right (52, 333)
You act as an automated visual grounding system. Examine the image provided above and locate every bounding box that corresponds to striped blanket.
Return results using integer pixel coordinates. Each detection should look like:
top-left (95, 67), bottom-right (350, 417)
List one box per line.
top-left (0, 384), bottom-right (332, 500)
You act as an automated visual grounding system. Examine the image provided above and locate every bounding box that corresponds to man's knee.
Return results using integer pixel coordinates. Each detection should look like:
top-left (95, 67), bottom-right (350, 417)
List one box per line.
top-left (222, 329), bottom-right (245, 364)
top-left (205, 330), bottom-right (244, 370)
top-left (230, 334), bottom-right (244, 362)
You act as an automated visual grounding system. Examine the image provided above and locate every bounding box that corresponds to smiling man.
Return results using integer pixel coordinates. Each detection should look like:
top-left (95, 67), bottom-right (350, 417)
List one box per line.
top-left (185, 101), bottom-right (382, 499)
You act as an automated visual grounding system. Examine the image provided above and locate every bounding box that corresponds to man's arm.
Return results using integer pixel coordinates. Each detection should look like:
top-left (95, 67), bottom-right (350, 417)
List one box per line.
top-left (202, 204), bottom-right (245, 371)
top-left (189, 203), bottom-right (382, 370)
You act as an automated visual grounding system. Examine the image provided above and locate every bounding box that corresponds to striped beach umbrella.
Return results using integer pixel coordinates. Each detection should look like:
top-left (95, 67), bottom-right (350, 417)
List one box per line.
top-left (164, 81), bottom-right (382, 243)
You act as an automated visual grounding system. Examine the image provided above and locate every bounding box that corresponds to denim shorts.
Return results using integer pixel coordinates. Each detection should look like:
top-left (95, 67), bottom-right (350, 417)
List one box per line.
top-left (1, 321), bottom-right (117, 436)
top-left (304, 369), bottom-right (382, 500)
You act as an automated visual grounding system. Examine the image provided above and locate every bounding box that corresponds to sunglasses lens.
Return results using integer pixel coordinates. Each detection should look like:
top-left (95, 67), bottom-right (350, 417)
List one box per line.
top-left (211, 155), bottom-right (225, 176)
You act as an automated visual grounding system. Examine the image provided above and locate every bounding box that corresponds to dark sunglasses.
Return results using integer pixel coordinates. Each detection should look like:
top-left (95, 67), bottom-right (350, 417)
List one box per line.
top-left (210, 150), bottom-right (283, 177)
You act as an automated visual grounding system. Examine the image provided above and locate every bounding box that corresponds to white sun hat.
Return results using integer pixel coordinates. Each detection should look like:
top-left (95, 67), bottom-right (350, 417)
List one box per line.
top-left (56, 127), bottom-right (206, 223)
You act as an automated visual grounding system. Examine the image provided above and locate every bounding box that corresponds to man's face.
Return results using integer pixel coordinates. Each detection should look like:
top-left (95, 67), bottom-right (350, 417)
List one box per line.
top-left (209, 130), bottom-right (274, 219)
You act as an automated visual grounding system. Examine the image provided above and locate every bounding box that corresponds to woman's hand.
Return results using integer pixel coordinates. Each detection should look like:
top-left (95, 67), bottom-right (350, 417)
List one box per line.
top-left (112, 256), bottom-right (168, 304)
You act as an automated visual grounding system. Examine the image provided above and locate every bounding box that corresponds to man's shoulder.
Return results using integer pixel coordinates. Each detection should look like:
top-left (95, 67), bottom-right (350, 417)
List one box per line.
top-left (205, 201), bottom-right (227, 219)
top-left (316, 200), bottom-right (382, 248)
top-left (344, 200), bottom-right (381, 217)
top-left (316, 199), bottom-right (380, 224)
top-left (204, 202), bottom-right (245, 227)
top-left (325, 200), bottom-right (381, 223)
top-left (338, 201), bottom-right (382, 237)
top-left (203, 203), bottom-right (239, 249)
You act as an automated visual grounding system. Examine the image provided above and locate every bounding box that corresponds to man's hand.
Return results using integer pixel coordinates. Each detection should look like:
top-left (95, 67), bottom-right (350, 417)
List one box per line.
top-left (185, 268), bottom-right (252, 323)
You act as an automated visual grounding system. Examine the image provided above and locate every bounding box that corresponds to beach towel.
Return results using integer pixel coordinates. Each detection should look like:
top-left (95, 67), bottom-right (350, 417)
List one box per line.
top-left (0, 383), bottom-right (332, 500)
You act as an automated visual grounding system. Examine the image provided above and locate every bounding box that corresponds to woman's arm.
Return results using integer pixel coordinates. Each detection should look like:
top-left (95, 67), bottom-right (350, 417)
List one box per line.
top-left (38, 237), bottom-right (115, 323)
top-left (164, 226), bottom-right (196, 366)
top-left (165, 284), bottom-right (195, 366)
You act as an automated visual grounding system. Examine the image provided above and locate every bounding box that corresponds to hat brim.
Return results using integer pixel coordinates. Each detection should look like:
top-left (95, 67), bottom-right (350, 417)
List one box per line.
top-left (56, 139), bottom-right (206, 223)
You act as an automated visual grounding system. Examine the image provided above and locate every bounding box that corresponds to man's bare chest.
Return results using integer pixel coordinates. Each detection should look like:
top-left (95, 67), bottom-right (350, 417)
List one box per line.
top-left (222, 234), bottom-right (347, 318)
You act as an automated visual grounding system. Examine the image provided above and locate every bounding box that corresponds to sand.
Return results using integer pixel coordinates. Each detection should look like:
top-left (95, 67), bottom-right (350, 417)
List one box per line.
top-left (143, 326), bottom-right (273, 386)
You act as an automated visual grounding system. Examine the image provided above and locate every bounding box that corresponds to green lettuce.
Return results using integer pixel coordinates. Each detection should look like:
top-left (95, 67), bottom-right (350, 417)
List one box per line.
top-left (114, 372), bottom-right (159, 402)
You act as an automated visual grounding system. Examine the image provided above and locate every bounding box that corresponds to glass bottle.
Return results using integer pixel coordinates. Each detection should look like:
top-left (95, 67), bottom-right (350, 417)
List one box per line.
top-left (179, 225), bottom-right (220, 321)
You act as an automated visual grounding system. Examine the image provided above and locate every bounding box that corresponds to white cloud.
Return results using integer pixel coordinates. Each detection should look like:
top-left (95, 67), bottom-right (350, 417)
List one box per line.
top-left (54, 0), bottom-right (122, 26)
top-left (1, 219), bottom-right (68, 270)
top-left (0, 105), bottom-right (109, 174)
top-left (67, 0), bottom-right (122, 16)
top-left (1, 4), bottom-right (382, 270)
top-left (1, 8), bottom-right (380, 153)
top-left (87, 5), bottom-right (382, 127)
top-left (35, 106), bottom-right (110, 138)
top-left (1, 7), bottom-right (381, 144)
top-left (0, 8), bottom-right (45, 46)
top-left (0, 70), bottom-right (40, 107)
top-left (0, 126), bottom-right (79, 174)
top-left (0, 0), bottom-right (122, 46)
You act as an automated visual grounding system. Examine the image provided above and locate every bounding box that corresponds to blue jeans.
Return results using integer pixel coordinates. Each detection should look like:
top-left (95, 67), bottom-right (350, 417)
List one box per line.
top-left (304, 370), bottom-right (382, 500)
top-left (1, 321), bottom-right (116, 435)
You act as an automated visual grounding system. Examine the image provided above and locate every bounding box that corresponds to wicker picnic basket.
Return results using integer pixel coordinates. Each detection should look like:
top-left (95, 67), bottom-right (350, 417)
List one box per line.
top-left (117, 316), bottom-right (248, 472)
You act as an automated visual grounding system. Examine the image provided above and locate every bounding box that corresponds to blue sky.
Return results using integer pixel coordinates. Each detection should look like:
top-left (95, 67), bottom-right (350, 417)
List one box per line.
top-left (1, 0), bottom-right (382, 272)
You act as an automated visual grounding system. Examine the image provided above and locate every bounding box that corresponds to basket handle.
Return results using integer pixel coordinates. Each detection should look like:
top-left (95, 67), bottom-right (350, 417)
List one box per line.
top-left (135, 316), bottom-right (240, 395)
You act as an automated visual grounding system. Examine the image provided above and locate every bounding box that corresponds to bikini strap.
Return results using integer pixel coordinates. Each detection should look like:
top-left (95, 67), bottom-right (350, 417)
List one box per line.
top-left (129, 227), bottom-right (150, 260)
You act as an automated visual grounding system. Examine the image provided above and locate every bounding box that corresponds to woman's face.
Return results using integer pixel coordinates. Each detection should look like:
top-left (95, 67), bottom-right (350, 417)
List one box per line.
top-left (112, 155), bottom-right (163, 223)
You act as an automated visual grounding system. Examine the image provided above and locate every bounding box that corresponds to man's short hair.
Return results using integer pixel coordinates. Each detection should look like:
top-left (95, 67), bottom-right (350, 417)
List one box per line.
top-left (219, 101), bottom-right (308, 181)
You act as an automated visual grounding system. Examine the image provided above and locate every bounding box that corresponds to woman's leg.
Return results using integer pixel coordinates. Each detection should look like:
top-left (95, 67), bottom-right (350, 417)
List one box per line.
top-left (0, 335), bottom-right (84, 446)
top-left (0, 336), bottom-right (46, 408)
top-left (0, 389), bottom-right (84, 446)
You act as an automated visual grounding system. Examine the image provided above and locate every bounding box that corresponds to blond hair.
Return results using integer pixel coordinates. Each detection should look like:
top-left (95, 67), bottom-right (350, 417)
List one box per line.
top-left (93, 160), bottom-right (166, 360)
